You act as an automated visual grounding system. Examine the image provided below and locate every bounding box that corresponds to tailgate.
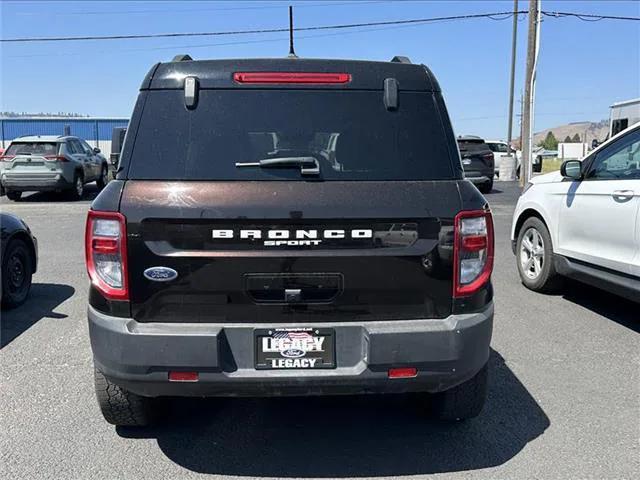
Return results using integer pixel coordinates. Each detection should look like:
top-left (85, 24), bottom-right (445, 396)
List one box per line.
top-left (120, 180), bottom-right (460, 323)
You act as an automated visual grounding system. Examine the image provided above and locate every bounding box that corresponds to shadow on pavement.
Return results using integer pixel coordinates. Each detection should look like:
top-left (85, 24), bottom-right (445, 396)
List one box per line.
top-left (118, 349), bottom-right (549, 477)
top-left (4, 184), bottom-right (99, 203)
top-left (562, 281), bottom-right (639, 333)
top-left (1, 283), bottom-right (75, 348)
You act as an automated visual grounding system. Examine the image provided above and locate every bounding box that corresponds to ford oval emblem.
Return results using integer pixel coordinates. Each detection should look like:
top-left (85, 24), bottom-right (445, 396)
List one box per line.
top-left (143, 267), bottom-right (178, 282)
top-left (281, 348), bottom-right (306, 359)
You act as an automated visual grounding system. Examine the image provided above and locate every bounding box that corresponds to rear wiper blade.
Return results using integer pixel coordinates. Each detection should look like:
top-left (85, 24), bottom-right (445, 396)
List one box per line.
top-left (235, 156), bottom-right (319, 176)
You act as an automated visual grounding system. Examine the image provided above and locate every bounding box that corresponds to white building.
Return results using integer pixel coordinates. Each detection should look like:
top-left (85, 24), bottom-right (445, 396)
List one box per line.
top-left (610, 98), bottom-right (640, 137)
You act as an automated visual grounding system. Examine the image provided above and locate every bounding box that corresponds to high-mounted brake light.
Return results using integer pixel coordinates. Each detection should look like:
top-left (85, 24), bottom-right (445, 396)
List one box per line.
top-left (453, 210), bottom-right (494, 297)
top-left (85, 210), bottom-right (129, 300)
top-left (233, 72), bottom-right (351, 84)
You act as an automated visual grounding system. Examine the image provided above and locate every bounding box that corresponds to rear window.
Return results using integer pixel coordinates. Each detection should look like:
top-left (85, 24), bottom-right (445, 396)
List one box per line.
top-left (487, 142), bottom-right (508, 153)
top-left (457, 139), bottom-right (489, 153)
top-left (6, 142), bottom-right (59, 156)
top-left (127, 89), bottom-right (456, 181)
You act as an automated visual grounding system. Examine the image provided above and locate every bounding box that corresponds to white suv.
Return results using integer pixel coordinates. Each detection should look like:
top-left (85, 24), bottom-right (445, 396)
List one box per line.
top-left (486, 140), bottom-right (520, 176)
top-left (511, 122), bottom-right (640, 301)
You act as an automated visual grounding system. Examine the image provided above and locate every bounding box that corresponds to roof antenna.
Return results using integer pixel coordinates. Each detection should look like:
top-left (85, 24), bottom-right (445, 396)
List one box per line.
top-left (288, 5), bottom-right (297, 58)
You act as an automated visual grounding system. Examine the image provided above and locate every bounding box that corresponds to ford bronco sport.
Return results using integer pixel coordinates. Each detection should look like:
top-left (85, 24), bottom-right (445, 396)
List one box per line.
top-left (86, 55), bottom-right (494, 426)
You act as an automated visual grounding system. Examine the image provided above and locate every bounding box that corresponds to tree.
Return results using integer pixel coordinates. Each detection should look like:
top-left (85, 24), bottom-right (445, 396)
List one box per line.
top-left (563, 135), bottom-right (572, 143)
top-left (571, 133), bottom-right (581, 143)
top-left (539, 131), bottom-right (558, 150)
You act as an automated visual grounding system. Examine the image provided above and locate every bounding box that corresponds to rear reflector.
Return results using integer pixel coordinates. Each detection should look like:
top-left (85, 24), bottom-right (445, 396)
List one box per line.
top-left (388, 367), bottom-right (418, 379)
top-left (462, 235), bottom-right (488, 251)
top-left (233, 72), bottom-right (351, 84)
top-left (168, 371), bottom-right (199, 382)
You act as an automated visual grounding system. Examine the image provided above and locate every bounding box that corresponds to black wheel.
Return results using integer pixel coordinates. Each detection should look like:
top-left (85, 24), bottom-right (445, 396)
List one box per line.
top-left (68, 172), bottom-right (84, 200)
top-left (1, 239), bottom-right (33, 309)
top-left (516, 217), bottom-right (563, 292)
top-left (96, 164), bottom-right (108, 190)
top-left (430, 363), bottom-right (488, 421)
top-left (516, 165), bottom-right (521, 178)
top-left (479, 179), bottom-right (493, 194)
top-left (6, 191), bottom-right (22, 201)
top-left (94, 367), bottom-right (158, 426)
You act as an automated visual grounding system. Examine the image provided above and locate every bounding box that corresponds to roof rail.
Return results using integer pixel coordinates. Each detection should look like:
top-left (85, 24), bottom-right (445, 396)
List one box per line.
top-left (172, 54), bottom-right (193, 62)
top-left (391, 56), bottom-right (411, 64)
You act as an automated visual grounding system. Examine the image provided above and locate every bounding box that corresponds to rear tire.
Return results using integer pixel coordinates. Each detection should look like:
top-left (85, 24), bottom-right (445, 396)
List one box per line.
top-left (430, 363), bottom-right (488, 421)
top-left (1, 239), bottom-right (33, 309)
top-left (68, 173), bottom-right (84, 200)
top-left (479, 179), bottom-right (493, 194)
top-left (6, 191), bottom-right (22, 201)
top-left (96, 164), bottom-right (108, 190)
top-left (516, 217), bottom-right (563, 292)
top-left (94, 367), bottom-right (158, 426)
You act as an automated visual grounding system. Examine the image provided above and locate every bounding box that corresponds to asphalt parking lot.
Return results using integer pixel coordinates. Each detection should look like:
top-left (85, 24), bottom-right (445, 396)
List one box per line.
top-left (1, 182), bottom-right (638, 480)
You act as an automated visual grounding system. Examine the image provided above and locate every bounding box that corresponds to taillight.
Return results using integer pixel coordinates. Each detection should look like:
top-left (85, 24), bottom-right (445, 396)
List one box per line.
top-left (233, 72), bottom-right (351, 84)
top-left (44, 155), bottom-right (68, 162)
top-left (85, 210), bottom-right (129, 300)
top-left (0, 155), bottom-right (15, 162)
top-left (482, 152), bottom-right (494, 164)
top-left (453, 210), bottom-right (494, 297)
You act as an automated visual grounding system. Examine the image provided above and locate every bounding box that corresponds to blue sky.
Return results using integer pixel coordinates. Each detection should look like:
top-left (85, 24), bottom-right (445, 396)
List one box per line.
top-left (1, 0), bottom-right (639, 139)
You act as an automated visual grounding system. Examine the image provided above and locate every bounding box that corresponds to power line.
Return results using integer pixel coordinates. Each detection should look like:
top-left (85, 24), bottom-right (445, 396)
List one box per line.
top-left (6, 16), bottom-right (479, 59)
top-left (541, 11), bottom-right (640, 22)
top-left (456, 111), bottom-right (608, 121)
top-left (14, 1), bottom-right (386, 17)
top-left (1, 9), bottom-right (637, 44)
top-left (0, 10), bottom-right (527, 43)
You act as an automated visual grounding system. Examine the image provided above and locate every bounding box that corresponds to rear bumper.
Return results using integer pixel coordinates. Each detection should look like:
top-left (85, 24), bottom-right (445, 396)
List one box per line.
top-left (464, 171), bottom-right (494, 184)
top-left (88, 304), bottom-right (493, 397)
top-left (1, 173), bottom-right (72, 191)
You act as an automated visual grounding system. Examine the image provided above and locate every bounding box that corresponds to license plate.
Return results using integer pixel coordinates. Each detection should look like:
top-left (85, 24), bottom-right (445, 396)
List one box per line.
top-left (255, 328), bottom-right (336, 370)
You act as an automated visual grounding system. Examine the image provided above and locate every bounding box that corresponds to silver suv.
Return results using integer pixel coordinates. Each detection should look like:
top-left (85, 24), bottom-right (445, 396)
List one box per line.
top-left (0, 135), bottom-right (109, 201)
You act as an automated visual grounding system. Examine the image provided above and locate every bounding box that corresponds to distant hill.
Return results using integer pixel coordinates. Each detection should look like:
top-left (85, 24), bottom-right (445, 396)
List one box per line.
top-left (515, 120), bottom-right (608, 148)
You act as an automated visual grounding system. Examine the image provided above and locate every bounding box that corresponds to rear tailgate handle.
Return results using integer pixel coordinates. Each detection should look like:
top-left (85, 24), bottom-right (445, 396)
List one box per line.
top-left (612, 190), bottom-right (635, 201)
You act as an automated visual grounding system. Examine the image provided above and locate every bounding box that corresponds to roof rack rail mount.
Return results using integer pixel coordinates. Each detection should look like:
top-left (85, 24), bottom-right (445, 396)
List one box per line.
top-left (391, 56), bottom-right (411, 64)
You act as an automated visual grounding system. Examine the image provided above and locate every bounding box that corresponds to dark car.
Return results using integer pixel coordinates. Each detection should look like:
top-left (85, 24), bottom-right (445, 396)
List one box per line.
top-left (86, 55), bottom-right (494, 426)
top-left (1, 213), bottom-right (38, 308)
top-left (457, 136), bottom-right (495, 193)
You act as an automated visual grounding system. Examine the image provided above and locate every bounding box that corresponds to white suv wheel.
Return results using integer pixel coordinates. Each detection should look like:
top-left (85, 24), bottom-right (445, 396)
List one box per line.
top-left (520, 227), bottom-right (544, 280)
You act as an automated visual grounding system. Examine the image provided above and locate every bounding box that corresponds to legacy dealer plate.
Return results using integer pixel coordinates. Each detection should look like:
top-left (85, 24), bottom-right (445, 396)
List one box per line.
top-left (255, 328), bottom-right (336, 370)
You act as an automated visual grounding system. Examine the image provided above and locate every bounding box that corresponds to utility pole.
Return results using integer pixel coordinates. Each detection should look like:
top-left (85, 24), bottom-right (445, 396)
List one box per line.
top-left (520, 0), bottom-right (540, 187)
top-left (501, 0), bottom-right (519, 181)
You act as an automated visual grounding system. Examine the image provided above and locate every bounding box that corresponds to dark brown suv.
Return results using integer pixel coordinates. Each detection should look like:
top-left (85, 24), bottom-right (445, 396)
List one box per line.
top-left (86, 55), bottom-right (494, 426)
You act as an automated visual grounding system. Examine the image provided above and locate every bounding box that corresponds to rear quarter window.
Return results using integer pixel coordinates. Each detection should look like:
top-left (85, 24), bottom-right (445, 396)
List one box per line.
top-left (126, 89), bottom-right (458, 181)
